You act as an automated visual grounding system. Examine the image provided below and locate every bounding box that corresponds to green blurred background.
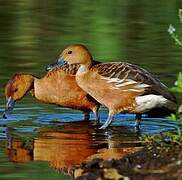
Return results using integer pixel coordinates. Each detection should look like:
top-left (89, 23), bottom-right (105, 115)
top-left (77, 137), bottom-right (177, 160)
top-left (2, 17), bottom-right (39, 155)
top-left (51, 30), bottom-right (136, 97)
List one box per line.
top-left (0, 0), bottom-right (182, 85)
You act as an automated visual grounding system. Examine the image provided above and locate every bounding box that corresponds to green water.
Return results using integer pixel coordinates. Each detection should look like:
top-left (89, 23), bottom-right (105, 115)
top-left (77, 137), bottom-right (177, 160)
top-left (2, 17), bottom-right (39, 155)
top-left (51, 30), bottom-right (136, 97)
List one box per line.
top-left (0, 152), bottom-right (69, 180)
top-left (0, 0), bottom-right (182, 179)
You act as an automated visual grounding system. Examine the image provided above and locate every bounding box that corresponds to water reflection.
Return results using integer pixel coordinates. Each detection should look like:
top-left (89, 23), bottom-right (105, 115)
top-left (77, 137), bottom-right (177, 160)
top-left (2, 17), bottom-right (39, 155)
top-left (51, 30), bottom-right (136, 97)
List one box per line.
top-left (6, 122), bottom-right (141, 173)
top-left (7, 137), bottom-right (33, 162)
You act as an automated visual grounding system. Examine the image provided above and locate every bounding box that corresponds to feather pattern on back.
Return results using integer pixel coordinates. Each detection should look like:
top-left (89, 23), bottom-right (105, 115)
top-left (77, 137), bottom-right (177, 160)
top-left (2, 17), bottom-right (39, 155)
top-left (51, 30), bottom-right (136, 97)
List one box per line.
top-left (47, 60), bottom-right (100, 76)
top-left (92, 62), bottom-right (177, 103)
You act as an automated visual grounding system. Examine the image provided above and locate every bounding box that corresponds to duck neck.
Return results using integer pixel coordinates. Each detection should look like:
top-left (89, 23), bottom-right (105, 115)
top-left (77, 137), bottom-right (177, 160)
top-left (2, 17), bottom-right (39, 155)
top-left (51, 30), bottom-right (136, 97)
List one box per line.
top-left (77, 58), bottom-right (92, 75)
top-left (17, 74), bottom-right (36, 99)
top-left (29, 76), bottom-right (39, 97)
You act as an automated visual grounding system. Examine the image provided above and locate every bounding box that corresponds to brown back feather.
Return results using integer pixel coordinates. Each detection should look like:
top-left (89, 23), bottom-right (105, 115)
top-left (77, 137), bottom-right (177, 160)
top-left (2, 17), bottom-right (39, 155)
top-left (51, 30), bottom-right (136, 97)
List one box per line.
top-left (46, 60), bottom-right (101, 76)
top-left (93, 62), bottom-right (177, 103)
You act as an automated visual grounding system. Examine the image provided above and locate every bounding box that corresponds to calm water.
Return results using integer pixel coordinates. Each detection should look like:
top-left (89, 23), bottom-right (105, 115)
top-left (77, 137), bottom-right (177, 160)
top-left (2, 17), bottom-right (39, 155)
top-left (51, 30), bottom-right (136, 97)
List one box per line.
top-left (0, 0), bottom-right (182, 179)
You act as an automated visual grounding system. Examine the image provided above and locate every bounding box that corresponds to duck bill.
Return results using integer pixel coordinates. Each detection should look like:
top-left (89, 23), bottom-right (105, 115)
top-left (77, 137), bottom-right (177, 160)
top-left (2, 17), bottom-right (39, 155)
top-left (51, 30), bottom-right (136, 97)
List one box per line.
top-left (57, 56), bottom-right (68, 65)
top-left (46, 57), bottom-right (68, 71)
top-left (3, 97), bottom-right (16, 119)
top-left (46, 62), bottom-right (59, 71)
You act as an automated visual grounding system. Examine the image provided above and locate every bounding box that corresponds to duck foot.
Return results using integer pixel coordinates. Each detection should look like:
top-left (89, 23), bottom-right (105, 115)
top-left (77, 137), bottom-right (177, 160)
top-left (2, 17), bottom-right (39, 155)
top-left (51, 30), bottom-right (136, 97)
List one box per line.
top-left (99, 113), bottom-right (113, 129)
top-left (134, 124), bottom-right (141, 135)
top-left (84, 112), bottom-right (90, 121)
top-left (94, 111), bottom-right (100, 124)
top-left (134, 113), bottom-right (142, 134)
top-left (2, 113), bottom-right (7, 119)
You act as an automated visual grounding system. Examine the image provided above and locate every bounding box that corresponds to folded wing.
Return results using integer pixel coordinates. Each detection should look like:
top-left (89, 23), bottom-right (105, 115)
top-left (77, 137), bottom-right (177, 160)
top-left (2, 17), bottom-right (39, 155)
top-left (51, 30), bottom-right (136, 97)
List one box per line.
top-left (93, 62), bottom-right (177, 103)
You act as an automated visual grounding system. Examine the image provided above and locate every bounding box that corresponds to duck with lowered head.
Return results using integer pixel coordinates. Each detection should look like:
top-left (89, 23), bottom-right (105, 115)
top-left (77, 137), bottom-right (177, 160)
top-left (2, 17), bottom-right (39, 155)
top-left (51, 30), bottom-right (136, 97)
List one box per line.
top-left (3, 65), bottom-right (100, 120)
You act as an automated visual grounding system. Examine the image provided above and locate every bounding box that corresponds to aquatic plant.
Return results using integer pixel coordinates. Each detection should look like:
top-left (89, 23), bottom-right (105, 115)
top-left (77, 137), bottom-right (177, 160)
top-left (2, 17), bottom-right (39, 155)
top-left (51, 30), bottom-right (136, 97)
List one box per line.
top-left (140, 132), bottom-right (182, 147)
top-left (171, 72), bottom-right (182, 94)
top-left (168, 9), bottom-right (182, 46)
top-left (169, 72), bottom-right (182, 129)
top-left (167, 8), bottom-right (182, 125)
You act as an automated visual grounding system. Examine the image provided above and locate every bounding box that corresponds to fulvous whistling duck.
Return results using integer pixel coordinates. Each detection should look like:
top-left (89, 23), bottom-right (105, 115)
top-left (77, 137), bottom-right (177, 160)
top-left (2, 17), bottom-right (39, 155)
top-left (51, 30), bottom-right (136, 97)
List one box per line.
top-left (3, 65), bottom-right (100, 120)
top-left (55, 44), bottom-right (177, 129)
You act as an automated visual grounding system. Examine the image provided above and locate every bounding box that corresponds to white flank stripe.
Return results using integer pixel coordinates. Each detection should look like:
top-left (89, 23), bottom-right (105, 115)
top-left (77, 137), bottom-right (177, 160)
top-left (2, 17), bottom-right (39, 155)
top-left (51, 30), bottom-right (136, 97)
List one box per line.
top-left (115, 81), bottom-right (137, 87)
top-left (136, 83), bottom-right (150, 88)
top-left (102, 77), bottom-right (150, 92)
top-left (108, 78), bottom-right (124, 83)
top-left (122, 89), bottom-right (143, 92)
top-left (135, 95), bottom-right (168, 112)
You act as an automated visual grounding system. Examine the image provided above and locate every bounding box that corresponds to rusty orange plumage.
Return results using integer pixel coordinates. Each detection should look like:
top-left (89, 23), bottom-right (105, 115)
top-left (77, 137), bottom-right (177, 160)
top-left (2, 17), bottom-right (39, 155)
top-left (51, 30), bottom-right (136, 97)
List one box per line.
top-left (3, 66), bottom-right (100, 120)
top-left (57, 44), bottom-right (177, 129)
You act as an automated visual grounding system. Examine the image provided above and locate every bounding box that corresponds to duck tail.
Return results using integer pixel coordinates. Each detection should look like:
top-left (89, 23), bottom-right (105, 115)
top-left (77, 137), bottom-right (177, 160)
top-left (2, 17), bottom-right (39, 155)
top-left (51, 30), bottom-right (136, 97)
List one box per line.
top-left (166, 92), bottom-right (178, 104)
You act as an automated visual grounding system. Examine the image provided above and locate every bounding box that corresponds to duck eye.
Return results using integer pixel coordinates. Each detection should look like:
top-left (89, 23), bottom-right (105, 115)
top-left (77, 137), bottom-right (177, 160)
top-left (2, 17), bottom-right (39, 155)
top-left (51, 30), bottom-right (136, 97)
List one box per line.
top-left (68, 51), bottom-right (72, 54)
top-left (14, 88), bottom-right (18, 92)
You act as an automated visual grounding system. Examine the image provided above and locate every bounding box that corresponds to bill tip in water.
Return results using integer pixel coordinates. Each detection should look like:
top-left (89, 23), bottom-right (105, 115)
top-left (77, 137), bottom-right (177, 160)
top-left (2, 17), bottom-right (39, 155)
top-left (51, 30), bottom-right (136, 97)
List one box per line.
top-left (2, 113), bottom-right (7, 119)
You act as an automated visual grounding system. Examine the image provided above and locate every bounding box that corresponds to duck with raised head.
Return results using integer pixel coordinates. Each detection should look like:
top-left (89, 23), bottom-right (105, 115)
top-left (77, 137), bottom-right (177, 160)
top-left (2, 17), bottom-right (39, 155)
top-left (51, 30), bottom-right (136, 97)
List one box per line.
top-left (56, 44), bottom-right (177, 129)
top-left (3, 65), bottom-right (100, 120)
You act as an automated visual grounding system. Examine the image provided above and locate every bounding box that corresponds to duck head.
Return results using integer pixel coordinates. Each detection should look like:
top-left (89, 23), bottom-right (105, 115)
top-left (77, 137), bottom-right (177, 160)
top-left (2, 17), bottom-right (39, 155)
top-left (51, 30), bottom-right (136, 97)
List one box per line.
top-left (58, 44), bottom-right (93, 67)
top-left (46, 44), bottom-right (93, 71)
top-left (3, 74), bottom-right (34, 119)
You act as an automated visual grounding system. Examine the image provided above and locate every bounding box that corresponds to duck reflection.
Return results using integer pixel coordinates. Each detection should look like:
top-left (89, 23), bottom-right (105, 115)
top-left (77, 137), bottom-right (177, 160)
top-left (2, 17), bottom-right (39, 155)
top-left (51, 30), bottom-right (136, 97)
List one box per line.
top-left (7, 137), bottom-right (33, 162)
top-left (6, 122), bottom-right (142, 171)
top-left (34, 122), bottom-right (97, 170)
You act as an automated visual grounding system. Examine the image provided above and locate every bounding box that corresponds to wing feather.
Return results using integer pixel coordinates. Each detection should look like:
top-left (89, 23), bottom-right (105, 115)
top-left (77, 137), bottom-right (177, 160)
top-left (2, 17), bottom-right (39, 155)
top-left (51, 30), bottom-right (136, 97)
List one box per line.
top-left (92, 62), bottom-right (177, 103)
top-left (48, 60), bottom-right (100, 76)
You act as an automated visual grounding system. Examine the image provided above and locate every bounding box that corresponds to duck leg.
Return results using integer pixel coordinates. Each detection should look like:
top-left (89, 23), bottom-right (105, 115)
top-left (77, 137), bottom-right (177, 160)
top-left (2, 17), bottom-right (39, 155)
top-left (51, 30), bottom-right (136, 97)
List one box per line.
top-left (84, 111), bottom-right (90, 121)
top-left (94, 110), bottom-right (100, 123)
top-left (99, 112), bottom-right (114, 129)
top-left (135, 113), bottom-right (142, 130)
